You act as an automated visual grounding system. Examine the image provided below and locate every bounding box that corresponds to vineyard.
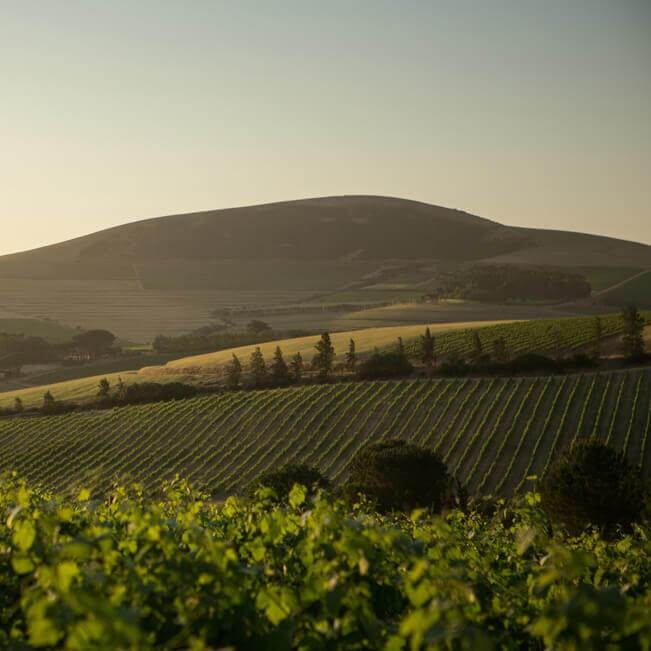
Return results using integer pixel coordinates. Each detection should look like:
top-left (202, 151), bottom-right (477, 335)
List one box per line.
top-left (404, 311), bottom-right (651, 359)
top-left (1, 475), bottom-right (649, 649)
top-left (1, 368), bottom-right (649, 496)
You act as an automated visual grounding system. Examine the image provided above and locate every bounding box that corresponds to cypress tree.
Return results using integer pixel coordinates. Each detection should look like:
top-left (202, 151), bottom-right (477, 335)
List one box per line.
top-left (312, 332), bottom-right (335, 380)
top-left (249, 347), bottom-right (268, 388)
top-left (345, 338), bottom-right (357, 372)
top-left (290, 352), bottom-right (304, 383)
top-left (622, 304), bottom-right (645, 360)
top-left (270, 346), bottom-right (290, 386)
top-left (419, 327), bottom-right (435, 371)
top-left (225, 354), bottom-right (242, 390)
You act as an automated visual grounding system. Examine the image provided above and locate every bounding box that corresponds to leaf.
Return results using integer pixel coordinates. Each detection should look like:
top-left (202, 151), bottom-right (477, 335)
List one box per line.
top-left (12, 519), bottom-right (36, 551)
top-left (288, 484), bottom-right (307, 509)
top-left (256, 587), bottom-right (298, 625)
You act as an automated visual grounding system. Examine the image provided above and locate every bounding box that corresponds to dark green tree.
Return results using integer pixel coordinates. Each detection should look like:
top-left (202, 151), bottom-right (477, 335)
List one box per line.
top-left (312, 332), bottom-right (335, 380)
top-left (345, 338), bottom-right (357, 373)
top-left (290, 352), bottom-right (304, 383)
top-left (621, 304), bottom-right (645, 360)
top-left (540, 439), bottom-right (646, 538)
top-left (248, 347), bottom-right (267, 388)
top-left (42, 391), bottom-right (56, 413)
top-left (225, 354), bottom-right (242, 390)
top-left (97, 378), bottom-right (111, 398)
top-left (396, 336), bottom-right (406, 358)
top-left (13, 397), bottom-right (23, 413)
top-left (72, 329), bottom-right (117, 359)
top-left (246, 320), bottom-right (271, 335)
top-left (419, 327), bottom-right (435, 371)
top-left (246, 464), bottom-right (331, 501)
top-left (345, 440), bottom-right (451, 513)
top-left (270, 346), bottom-right (290, 386)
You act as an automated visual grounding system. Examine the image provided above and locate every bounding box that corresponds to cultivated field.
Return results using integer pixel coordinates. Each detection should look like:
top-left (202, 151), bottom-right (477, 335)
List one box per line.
top-left (1, 368), bottom-right (648, 496)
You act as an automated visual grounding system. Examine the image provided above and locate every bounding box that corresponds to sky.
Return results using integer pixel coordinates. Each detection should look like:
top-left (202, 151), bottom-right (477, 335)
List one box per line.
top-left (1, 0), bottom-right (650, 255)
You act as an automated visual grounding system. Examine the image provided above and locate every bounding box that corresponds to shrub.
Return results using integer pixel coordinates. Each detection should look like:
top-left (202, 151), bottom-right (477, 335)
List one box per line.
top-left (540, 439), bottom-right (646, 538)
top-left (357, 351), bottom-right (413, 380)
top-left (119, 382), bottom-right (197, 405)
top-left (345, 440), bottom-right (451, 513)
top-left (246, 464), bottom-right (330, 500)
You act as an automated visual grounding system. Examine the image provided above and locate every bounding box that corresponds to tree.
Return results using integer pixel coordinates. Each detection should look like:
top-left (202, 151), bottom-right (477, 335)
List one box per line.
top-left (590, 315), bottom-right (603, 359)
top-left (419, 327), bottom-right (435, 371)
top-left (248, 347), bottom-right (267, 388)
top-left (246, 464), bottom-right (331, 501)
top-left (42, 391), bottom-right (56, 412)
top-left (97, 378), bottom-right (111, 398)
top-left (621, 304), bottom-right (645, 361)
top-left (247, 320), bottom-right (272, 336)
top-left (492, 337), bottom-right (509, 364)
top-left (357, 350), bottom-right (413, 380)
top-left (312, 332), bottom-right (335, 380)
top-left (290, 352), bottom-right (304, 383)
top-left (270, 346), bottom-right (290, 386)
top-left (225, 354), bottom-right (242, 390)
top-left (72, 329), bottom-right (117, 359)
top-left (345, 440), bottom-right (451, 513)
top-left (396, 336), bottom-right (406, 359)
top-left (470, 331), bottom-right (484, 363)
top-left (13, 397), bottom-right (23, 413)
top-left (540, 439), bottom-right (646, 538)
top-left (345, 339), bottom-right (357, 373)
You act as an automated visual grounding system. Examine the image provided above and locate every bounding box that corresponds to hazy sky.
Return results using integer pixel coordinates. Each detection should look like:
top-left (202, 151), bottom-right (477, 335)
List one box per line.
top-left (2, 0), bottom-right (650, 255)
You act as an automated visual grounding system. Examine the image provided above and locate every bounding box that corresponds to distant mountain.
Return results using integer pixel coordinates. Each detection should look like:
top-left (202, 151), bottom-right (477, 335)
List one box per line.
top-left (3, 196), bottom-right (649, 285)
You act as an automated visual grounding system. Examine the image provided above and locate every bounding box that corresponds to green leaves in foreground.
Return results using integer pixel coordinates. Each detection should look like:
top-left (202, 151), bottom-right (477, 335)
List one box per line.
top-left (0, 474), bottom-right (649, 649)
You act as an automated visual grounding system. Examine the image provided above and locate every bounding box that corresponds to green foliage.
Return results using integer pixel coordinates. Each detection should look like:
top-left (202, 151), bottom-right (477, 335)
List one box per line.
top-left (540, 439), bottom-right (647, 538)
top-left (357, 350), bottom-right (413, 380)
top-left (97, 377), bottom-right (110, 398)
top-left (0, 476), bottom-right (648, 649)
top-left (419, 326), bottom-right (435, 368)
top-left (270, 346), bottom-right (291, 387)
top-left (290, 352), bottom-right (304, 383)
top-left (346, 440), bottom-right (451, 513)
top-left (312, 332), bottom-right (335, 380)
top-left (225, 354), bottom-right (242, 390)
top-left (246, 463), bottom-right (330, 500)
top-left (248, 346), bottom-right (268, 388)
top-left (621, 304), bottom-right (646, 360)
top-left (345, 338), bottom-right (357, 372)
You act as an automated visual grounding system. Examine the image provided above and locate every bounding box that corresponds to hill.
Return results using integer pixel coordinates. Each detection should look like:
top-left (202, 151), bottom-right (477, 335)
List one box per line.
top-left (1, 196), bottom-right (650, 340)
top-left (1, 368), bottom-right (649, 497)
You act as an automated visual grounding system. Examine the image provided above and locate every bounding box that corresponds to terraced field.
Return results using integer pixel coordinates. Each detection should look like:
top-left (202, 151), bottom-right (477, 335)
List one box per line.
top-left (1, 368), bottom-right (649, 497)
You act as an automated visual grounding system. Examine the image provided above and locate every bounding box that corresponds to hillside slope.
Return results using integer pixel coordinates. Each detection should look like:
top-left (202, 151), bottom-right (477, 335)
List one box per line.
top-left (2, 196), bottom-right (650, 340)
top-left (1, 369), bottom-right (649, 496)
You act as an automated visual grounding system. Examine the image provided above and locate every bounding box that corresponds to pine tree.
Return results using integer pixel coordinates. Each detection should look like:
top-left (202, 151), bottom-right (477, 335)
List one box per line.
top-left (591, 316), bottom-right (603, 359)
top-left (13, 397), bottom-right (23, 413)
top-left (312, 332), bottom-right (335, 380)
top-left (290, 352), bottom-right (304, 383)
top-left (396, 337), bottom-right (406, 358)
top-left (345, 338), bottom-right (357, 373)
top-left (419, 327), bottom-right (435, 371)
top-left (270, 346), bottom-right (290, 386)
top-left (42, 391), bottom-right (55, 412)
top-left (248, 347), bottom-right (267, 388)
top-left (621, 304), bottom-right (646, 360)
top-left (225, 354), bottom-right (242, 390)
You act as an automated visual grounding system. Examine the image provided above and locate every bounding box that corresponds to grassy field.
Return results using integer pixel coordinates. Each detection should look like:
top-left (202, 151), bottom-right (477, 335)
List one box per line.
top-left (0, 316), bottom-right (76, 342)
top-left (0, 368), bottom-right (648, 496)
top-left (600, 271), bottom-right (651, 308)
top-left (0, 278), bottom-right (317, 342)
top-left (149, 320), bottom-right (515, 375)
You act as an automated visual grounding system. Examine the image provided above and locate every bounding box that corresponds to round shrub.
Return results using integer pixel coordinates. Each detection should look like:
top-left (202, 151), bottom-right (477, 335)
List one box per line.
top-left (345, 439), bottom-right (451, 513)
top-left (540, 439), bottom-right (646, 538)
top-left (246, 464), bottom-right (331, 500)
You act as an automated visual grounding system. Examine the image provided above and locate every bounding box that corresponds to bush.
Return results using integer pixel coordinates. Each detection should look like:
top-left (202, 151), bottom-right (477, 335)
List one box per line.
top-left (357, 351), bottom-right (413, 380)
top-left (345, 440), bottom-right (451, 513)
top-left (246, 464), bottom-right (330, 500)
top-left (540, 439), bottom-right (646, 538)
top-left (119, 382), bottom-right (198, 405)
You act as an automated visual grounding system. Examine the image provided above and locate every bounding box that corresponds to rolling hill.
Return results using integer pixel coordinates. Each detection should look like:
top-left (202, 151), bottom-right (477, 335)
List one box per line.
top-left (1, 369), bottom-right (649, 497)
top-left (1, 196), bottom-right (650, 340)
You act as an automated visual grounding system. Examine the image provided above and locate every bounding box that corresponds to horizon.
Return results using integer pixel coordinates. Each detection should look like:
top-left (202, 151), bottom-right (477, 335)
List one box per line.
top-left (2, 1), bottom-right (650, 254)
